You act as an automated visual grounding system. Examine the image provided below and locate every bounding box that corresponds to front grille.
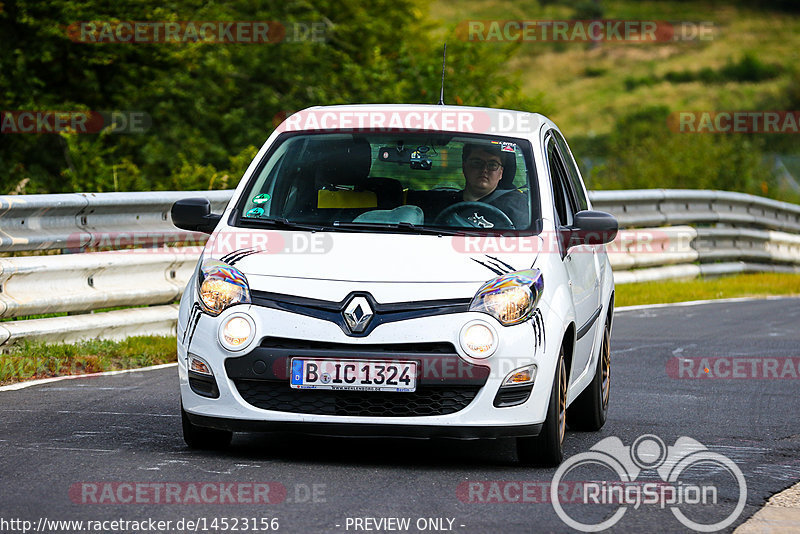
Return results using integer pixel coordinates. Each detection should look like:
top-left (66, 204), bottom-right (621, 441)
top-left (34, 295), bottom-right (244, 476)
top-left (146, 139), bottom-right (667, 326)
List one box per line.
top-left (233, 379), bottom-right (480, 417)
top-left (259, 337), bottom-right (457, 354)
top-left (249, 291), bottom-right (470, 337)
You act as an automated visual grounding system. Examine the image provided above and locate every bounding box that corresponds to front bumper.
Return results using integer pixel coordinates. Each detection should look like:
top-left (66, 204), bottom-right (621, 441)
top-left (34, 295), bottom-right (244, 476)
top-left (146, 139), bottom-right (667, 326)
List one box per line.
top-left (185, 412), bottom-right (543, 439)
top-left (179, 299), bottom-right (559, 437)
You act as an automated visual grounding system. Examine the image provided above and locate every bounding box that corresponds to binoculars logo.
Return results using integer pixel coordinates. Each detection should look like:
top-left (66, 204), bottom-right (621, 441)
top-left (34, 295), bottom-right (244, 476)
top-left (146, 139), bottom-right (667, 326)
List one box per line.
top-left (551, 434), bottom-right (747, 532)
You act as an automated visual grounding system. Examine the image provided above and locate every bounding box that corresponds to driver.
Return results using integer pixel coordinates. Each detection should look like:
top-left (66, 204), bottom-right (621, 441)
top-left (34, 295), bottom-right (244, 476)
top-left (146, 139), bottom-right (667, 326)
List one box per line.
top-left (459, 143), bottom-right (528, 228)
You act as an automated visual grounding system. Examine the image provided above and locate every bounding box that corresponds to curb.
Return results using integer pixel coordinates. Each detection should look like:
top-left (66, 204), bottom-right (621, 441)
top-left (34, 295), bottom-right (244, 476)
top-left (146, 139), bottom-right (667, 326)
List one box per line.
top-left (734, 481), bottom-right (800, 533)
top-left (616, 294), bottom-right (800, 312)
top-left (0, 362), bottom-right (177, 392)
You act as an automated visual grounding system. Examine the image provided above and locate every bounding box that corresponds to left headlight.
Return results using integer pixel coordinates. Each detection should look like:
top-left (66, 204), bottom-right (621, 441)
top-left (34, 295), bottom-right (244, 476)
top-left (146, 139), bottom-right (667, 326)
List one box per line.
top-left (197, 259), bottom-right (251, 316)
top-left (469, 269), bottom-right (543, 326)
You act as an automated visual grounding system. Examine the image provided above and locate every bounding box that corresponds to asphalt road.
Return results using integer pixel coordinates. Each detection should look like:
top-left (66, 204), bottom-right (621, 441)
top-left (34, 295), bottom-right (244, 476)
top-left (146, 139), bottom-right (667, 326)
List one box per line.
top-left (1, 297), bottom-right (799, 534)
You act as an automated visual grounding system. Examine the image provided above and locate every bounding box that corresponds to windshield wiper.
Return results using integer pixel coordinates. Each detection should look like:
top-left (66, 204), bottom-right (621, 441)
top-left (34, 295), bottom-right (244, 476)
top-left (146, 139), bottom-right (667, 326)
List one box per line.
top-left (330, 221), bottom-right (483, 236)
top-left (243, 217), bottom-right (485, 236)
top-left (241, 217), bottom-right (325, 232)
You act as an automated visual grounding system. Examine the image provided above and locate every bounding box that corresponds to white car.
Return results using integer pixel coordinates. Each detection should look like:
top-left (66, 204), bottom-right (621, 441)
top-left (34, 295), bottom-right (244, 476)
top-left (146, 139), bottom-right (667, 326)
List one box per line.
top-left (172, 104), bottom-right (617, 465)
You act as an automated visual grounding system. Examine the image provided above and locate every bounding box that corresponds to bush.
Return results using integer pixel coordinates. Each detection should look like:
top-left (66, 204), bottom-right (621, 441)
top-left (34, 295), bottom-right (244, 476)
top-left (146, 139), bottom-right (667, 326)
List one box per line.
top-left (584, 66), bottom-right (607, 77)
top-left (623, 75), bottom-right (658, 91)
top-left (586, 106), bottom-right (777, 197)
top-left (661, 54), bottom-right (781, 87)
top-left (720, 52), bottom-right (782, 82)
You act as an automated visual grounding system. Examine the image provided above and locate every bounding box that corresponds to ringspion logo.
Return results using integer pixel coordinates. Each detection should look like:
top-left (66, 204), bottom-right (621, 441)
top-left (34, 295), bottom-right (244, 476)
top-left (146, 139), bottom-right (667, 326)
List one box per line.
top-left (551, 435), bottom-right (746, 532)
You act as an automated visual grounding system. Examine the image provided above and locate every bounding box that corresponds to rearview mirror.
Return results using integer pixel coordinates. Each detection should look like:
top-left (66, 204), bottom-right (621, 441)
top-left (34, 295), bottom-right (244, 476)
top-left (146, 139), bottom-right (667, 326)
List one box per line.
top-left (171, 198), bottom-right (221, 234)
top-left (567, 210), bottom-right (618, 247)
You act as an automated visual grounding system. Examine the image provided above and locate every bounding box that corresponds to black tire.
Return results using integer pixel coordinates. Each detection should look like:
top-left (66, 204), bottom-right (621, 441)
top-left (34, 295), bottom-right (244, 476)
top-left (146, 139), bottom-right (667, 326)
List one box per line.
top-left (517, 345), bottom-right (567, 466)
top-left (567, 322), bottom-right (611, 431)
top-left (181, 405), bottom-right (233, 450)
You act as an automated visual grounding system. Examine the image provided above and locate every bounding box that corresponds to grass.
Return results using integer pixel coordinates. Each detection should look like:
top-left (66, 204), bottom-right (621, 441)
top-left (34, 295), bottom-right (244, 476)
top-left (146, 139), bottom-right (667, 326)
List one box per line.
top-left (0, 336), bottom-right (177, 386)
top-left (429, 0), bottom-right (800, 137)
top-left (615, 272), bottom-right (800, 307)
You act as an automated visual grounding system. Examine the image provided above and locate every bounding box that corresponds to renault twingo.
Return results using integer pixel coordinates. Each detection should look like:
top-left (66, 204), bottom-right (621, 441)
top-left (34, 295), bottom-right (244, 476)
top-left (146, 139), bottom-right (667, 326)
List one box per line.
top-left (172, 104), bottom-right (617, 465)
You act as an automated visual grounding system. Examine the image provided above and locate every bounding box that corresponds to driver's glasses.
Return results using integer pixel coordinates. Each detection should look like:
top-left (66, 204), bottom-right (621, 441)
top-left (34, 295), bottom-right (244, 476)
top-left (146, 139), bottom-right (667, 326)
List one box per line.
top-left (467, 158), bottom-right (503, 172)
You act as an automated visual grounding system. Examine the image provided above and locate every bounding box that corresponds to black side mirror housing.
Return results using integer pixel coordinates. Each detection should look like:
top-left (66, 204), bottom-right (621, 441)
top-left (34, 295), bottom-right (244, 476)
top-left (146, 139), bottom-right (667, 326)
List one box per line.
top-left (567, 210), bottom-right (619, 247)
top-left (171, 198), bottom-right (222, 234)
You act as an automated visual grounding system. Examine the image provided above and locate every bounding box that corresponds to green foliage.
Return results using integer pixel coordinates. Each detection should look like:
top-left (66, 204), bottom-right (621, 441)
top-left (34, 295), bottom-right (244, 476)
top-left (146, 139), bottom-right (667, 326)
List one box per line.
top-left (587, 106), bottom-right (780, 197)
top-left (0, 0), bottom-right (528, 194)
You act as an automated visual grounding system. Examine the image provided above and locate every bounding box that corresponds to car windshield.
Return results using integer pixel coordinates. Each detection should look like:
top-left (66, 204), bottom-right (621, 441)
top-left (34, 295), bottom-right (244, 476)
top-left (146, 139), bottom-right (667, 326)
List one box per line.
top-left (237, 132), bottom-right (539, 233)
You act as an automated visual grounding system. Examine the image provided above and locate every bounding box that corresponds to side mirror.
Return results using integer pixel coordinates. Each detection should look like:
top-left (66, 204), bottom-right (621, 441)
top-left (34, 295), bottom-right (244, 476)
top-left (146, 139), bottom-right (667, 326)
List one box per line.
top-left (171, 198), bottom-right (221, 234)
top-left (567, 210), bottom-right (618, 247)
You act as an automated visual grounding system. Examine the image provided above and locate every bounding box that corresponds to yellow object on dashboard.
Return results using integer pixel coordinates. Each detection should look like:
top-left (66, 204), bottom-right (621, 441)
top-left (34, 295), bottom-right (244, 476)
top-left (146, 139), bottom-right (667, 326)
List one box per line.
top-left (317, 190), bottom-right (377, 208)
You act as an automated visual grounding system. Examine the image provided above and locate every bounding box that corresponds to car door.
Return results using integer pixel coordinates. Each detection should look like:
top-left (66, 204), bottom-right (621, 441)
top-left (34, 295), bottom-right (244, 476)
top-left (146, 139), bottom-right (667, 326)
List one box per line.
top-left (545, 132), bottom-right (601, 384)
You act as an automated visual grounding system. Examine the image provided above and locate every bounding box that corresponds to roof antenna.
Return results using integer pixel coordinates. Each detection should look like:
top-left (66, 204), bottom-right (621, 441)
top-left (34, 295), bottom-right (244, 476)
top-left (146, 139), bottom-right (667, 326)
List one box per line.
top-left (438, 43), bottom-right (447, 105)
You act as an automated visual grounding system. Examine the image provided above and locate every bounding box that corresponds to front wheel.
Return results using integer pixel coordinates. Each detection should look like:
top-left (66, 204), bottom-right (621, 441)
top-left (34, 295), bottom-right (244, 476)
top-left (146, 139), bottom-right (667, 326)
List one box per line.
top-left (567, 322), bottom-right (611, 431)
top-left (517, 345), bottom-right (567, 466)
top-left (181, 405), bottom-right (232, 450)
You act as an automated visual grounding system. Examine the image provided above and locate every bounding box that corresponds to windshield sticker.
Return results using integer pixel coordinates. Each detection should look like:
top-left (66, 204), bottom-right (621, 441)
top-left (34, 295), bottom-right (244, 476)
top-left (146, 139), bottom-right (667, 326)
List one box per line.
top-left (246, 207), bottom-right (265, 217)
top-left (252, 193), bottom-right (271, 204)
top-left (490, 140), bottom-right (517, 153)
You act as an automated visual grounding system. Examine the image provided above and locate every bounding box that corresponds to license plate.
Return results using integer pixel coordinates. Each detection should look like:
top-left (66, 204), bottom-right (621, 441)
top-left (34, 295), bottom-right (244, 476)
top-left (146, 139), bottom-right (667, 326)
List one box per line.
top-left (290, 358), bottom-right (417, 392)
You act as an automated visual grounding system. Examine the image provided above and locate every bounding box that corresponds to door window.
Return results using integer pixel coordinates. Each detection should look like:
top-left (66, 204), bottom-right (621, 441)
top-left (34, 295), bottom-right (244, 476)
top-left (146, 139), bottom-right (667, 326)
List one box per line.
top-left (553, 131), bottom-right (589, 212)
top-left (547, 136), bottom-right (577, 228)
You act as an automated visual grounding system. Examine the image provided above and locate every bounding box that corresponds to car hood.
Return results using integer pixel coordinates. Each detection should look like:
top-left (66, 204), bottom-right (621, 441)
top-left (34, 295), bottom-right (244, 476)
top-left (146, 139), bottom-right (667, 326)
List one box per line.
top-left (205, 228), bottom-right (542, 285)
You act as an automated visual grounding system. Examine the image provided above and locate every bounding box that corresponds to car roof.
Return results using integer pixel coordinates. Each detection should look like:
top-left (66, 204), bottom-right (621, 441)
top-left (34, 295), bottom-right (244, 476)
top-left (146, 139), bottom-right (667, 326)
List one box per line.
top-left (280, 104), bottom-right (553, 138)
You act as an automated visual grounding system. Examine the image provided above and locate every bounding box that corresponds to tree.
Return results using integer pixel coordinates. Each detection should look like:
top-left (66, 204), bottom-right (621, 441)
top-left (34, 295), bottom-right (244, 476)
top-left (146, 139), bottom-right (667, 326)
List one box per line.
top-left (0, 0), bottom-right (536, 193)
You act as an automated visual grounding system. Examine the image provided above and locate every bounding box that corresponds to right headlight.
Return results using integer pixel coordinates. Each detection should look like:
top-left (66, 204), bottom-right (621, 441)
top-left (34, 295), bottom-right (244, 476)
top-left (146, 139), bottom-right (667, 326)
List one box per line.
top-left (469, 269), bottom-right (543, 326)
top-left (197, 259), bottom-right (251, 316)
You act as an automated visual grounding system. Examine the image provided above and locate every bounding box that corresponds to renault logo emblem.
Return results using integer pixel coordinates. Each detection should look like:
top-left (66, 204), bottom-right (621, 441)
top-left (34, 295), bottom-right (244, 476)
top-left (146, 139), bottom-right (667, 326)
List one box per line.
top-left (343, 296), bottom-right (373, 333)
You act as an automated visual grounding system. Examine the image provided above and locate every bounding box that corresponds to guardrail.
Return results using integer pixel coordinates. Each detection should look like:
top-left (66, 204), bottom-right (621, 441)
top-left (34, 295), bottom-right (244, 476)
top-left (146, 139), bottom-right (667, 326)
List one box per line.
top-left (589, 189), bottom-right (800, 283)
top-left (1, 189), bottom-right (799, 345)
top-left (0, 192), bottom-right (230, 346)
top-left (589, 189), bottom-right (800, 233)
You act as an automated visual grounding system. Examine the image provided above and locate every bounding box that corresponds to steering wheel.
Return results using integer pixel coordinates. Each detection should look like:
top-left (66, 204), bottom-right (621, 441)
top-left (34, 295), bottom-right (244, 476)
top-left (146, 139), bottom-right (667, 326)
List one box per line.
top-left (433, 201), bottom-right (515, 229)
